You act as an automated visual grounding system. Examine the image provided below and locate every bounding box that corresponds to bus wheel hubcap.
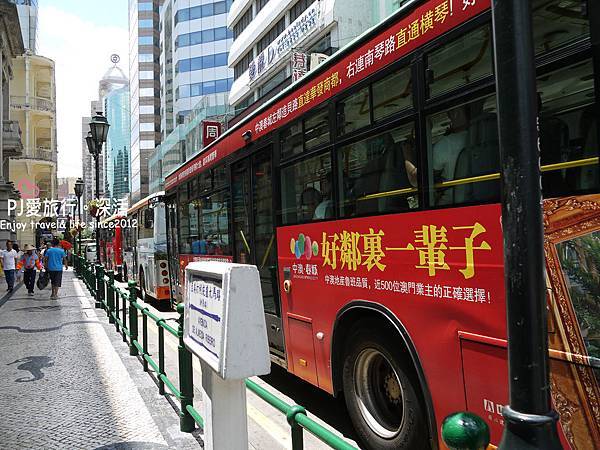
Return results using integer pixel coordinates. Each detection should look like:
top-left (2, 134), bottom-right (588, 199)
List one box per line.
top-left (354, 348), bottom-right (405, 439)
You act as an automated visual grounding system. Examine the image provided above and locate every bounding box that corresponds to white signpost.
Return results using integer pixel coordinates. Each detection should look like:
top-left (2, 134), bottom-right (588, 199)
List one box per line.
top-left (183, 261), bottom-right (271, 449)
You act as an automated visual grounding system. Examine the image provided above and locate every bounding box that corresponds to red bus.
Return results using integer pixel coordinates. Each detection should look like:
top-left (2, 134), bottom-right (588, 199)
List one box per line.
top-left (164, 1), bottom-right (599, 448)
top-left (98, 214), bottom-right (124, 271)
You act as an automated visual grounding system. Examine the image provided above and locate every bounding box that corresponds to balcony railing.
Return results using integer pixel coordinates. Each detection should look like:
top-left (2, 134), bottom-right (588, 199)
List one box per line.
top-left (33, 146), bottom-right (57, 162)
top-left (10, 95), bottom-right (56, 113)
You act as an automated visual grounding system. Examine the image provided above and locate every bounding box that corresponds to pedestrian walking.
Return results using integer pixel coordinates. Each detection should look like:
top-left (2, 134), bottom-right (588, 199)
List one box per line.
top-left (0, 240), bottom-right (18, 293)
top-left (18, 244), bottom-right (42, 295)
top-left (43, 238), bottom-right (67, 300)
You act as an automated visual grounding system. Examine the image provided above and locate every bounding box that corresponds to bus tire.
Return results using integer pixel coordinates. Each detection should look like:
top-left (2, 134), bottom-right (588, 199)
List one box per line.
top-left (342, 323), bottom-right (428, 450)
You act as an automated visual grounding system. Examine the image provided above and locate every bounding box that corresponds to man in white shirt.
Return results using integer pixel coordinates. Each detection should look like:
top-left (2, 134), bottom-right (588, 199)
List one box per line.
top-left (1, 240), bottom-right (18, 293)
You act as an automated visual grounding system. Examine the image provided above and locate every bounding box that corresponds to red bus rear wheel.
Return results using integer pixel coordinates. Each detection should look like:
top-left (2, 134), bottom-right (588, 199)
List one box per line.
top-left (342, 325), bottom-right (428, 449)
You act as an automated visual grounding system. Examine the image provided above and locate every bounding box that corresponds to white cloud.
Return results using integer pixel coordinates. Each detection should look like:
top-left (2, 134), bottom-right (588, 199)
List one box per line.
top-left (37, 5), bottom-right (128, 178)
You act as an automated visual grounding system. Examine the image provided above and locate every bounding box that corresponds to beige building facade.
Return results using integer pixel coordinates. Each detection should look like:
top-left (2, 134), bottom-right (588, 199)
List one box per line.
top-left (9, 51), bottom-right (57, 246)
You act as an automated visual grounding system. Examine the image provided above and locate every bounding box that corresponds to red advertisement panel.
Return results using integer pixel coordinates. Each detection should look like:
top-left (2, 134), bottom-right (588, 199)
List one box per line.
top-left (165, 0), bottom-right (490, 190)
top-left (276, 203), bottom-right (506, 442)
top-left (202, 121), bottom-right (222, 148)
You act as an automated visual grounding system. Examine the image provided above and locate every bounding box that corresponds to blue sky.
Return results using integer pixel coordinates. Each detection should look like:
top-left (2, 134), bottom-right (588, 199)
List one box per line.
top-left (38, 1), bottom-right (129, 178)
top-left (44, 0), bottom-right (128, 29)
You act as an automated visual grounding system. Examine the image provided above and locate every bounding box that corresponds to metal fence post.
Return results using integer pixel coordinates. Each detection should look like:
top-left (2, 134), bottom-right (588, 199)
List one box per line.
top-left (177, 303), bottom-right (195, 432)
top-left (142, 308), bottom-right (149, 372)
top-left (95, 264), bottom-right (104, 309)
top-left (158, 324), bottom-right (165, 395)
top-left (287, 405), bottom-right (306, 450)
top-left (116, 264), bottom-right (123, 282)
top-left (122, 290), bottom-right (127, 343)
top-left (107, 270), bottom-right (115, 324)
top-left (128, 281), bottom-right (138, 356)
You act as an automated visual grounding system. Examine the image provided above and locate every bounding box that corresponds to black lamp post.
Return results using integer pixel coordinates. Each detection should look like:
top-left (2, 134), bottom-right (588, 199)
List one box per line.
top-left (74, 177), bottom-right (84, 258)
top-left (86, 112), bottom-right (110, 263)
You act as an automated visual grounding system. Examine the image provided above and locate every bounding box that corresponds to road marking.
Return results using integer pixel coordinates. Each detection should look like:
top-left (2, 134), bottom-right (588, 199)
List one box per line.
top-left (247, 402), bottom-right (291, 449)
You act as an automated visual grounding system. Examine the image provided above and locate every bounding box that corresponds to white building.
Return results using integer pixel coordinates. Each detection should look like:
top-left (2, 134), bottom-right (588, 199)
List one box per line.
top-left (159, 0), bottom-right (234, 139)
top-left (129, 0), bottom-right (161, 203)
top-left (227, 0), bottom-right (404, 113)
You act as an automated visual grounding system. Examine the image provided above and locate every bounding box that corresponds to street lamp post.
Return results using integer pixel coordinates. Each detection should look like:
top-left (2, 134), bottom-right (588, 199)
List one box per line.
top-left (74, 177), bottom-right (84, 259)
top-left (86, 112), bottom-right (110, 264)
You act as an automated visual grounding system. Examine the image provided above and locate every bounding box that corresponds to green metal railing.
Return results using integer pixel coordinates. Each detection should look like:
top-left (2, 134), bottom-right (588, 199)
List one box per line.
top-left (74, 254), bottom-right (358, 450)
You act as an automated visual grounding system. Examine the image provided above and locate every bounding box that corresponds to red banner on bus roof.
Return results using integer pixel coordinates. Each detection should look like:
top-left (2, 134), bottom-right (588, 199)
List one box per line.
top-left (165, 0), bottom-right (490, 191)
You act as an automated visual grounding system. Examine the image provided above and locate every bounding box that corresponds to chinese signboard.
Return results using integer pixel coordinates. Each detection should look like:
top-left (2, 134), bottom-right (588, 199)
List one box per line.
top-left (248, 1), bottom-right (321, 84)
top-left (184, 272), bottom-right (225, 371)
top-left (166, 0), bottom-right (489, 190)
top-left (291, 51), bottom-right (308, 82)
top-left (202, 120), bottom-right (222, 148)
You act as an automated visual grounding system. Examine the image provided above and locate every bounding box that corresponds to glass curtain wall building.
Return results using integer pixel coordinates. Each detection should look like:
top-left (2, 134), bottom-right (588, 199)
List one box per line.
top-left (105, 85), bottom-right (131, 202)
top-left (150, 0), bottom-right (235, 190)
top-left (160, 0), bottom-right (234, 136)
top-left (129, 0), bottom-right (161, 202)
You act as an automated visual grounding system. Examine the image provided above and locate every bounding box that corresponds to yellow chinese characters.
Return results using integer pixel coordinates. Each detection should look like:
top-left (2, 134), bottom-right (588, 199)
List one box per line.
top-left (322, 228), bottom-right (386, 272)
top-left (396, 0), bottom-right (450, 48)
top-left (388, 222), bottom-right (491, 279)
top-left (297, 71), bottom-right (339, 110)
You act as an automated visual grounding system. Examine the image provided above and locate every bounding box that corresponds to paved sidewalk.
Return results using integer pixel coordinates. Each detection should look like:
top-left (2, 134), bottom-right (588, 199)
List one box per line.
top-left (0, 270), bottom-right (201, 450)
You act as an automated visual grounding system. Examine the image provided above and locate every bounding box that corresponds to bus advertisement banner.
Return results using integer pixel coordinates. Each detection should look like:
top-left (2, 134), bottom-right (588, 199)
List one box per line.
top-left (165, 0), bottom-right (491, 191)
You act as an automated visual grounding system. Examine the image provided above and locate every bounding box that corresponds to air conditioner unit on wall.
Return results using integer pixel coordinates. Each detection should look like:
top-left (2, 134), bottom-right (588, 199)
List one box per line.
top-left (310, 53), bottom-right (328, 71)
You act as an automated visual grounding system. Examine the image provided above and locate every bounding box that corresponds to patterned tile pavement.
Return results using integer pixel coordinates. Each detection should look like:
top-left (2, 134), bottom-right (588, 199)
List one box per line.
top-left (0, 270), bottom-right (201, 450)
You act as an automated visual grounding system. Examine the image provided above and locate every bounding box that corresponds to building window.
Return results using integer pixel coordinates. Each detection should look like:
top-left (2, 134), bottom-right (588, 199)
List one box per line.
top-left (138, 2), bottom-right (153, 11)
top-left (175, 26), bottom-right (232, 48)
top-left (256, 0), bottom-right (269, 13)
top-left (176, 53), bottom-right (229, 73)
top-left (258, 68), bottom-right (288, 98)
top-left (290, 0), bottom-right (313, 23)
top-left (233, 7), bottom-right (252, 40)
top-left (177, 78), bottom-right (234, 99)
top-left (175, 1), bottom-right (229, 24)
top-left (139, 19), bottom-right (153, 28)
top-left (257, 17), bottom-right (285, 53)
top-left (234, 50), bottom-right (253, 80)
top-left (139, 35), bottom-right (154, 46)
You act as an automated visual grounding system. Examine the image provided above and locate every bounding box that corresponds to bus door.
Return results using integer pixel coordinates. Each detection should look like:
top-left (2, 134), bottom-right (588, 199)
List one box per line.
top-left (231, 148), bottom-right (285, 360)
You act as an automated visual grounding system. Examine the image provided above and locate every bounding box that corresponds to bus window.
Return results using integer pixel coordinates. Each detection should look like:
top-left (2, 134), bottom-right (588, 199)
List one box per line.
top-left (304, 107), bottom-right (330, 150)
top-left (280, 152), bottom-right (333, 224)
top-left (532, 0), bottom-right (589, 55)
top-left (280, 120), bottom-right (303, 160)
top-left (338, 122), bottom-right (418, 217)
top-left (538, 59), bottom-right (598, 197)
top-left (336, 85), bottom-right (370, 136)
top-left (138, 208), bottom-right (154, 239)
top-left (427, 95), bottom-right (500, 207)
top-left (426, 25), bottom-right (493, 98)
top-left (372, 66), bottom-right (412, 121)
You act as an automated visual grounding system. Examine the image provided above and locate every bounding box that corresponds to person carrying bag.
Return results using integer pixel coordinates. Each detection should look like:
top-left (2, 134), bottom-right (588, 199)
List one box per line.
top-left (18, 244), bottom-right (42, 296)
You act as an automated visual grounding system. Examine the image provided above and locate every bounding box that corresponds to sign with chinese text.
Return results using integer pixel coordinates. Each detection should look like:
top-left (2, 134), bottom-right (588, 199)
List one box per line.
top-left (278, 203), bottom-right (504, 307)
top-left (183, 262), bottom-right (270, 379)
top-left (202, 121), bottom-right (222, 148)
top-left (291, 51), bottom-right (308, 82)
top-left (166, 0), bottom-right (490, 191)
top-left (248, 2), bottom-right (321, 84)
top-left (185, 271), bottom-right (224, 371)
